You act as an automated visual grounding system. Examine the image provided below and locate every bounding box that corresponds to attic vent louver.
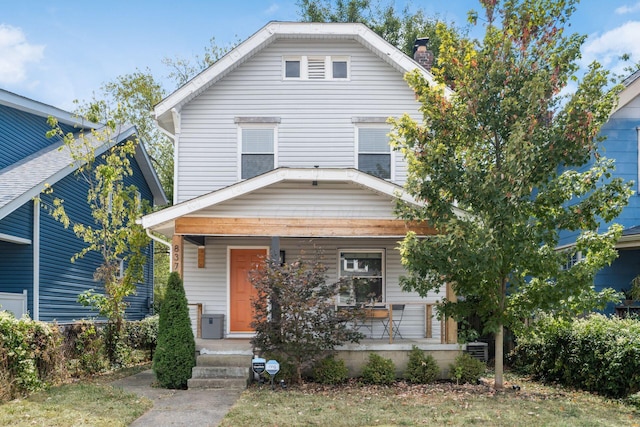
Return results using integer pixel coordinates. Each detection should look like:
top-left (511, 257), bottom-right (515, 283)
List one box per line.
top-left (308, 57), bottom-right (325, 79)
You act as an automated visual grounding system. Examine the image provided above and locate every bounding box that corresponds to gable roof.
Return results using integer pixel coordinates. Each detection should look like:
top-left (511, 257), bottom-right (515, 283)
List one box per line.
top-left (0, 89), bottom-right (167, 222)
top-left (613, 69), bottom-right (640, 114)
top-left (155, 21), bottom-right (453, 134)
top-left (139, 167), bottom-right (433, 236)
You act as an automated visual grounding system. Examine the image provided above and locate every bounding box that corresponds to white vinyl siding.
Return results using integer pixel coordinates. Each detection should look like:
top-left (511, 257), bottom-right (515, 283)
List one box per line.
top-left (176, 38), bottom-right (421, 203)
top-left (182, 236), bottom-right (443, 340)
top-left (195, 181), bottom-right (397, 219)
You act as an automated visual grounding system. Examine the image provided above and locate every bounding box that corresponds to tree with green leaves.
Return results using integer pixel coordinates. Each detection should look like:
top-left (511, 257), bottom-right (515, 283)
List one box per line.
top-left (162, 37), bottom-right (240, 88)
top-left (44, 106), bottom-right (151, 365)
top-left (390, 0), bottom-right (632, 389)
top-left (297, 0), bottom-right (457, 61)
top-left (153, 272), bottom-right (195, 389)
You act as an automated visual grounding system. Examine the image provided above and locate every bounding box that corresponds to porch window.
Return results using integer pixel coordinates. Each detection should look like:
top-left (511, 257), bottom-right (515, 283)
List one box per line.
top-left (357, 127), bottom-right (391, 179)
top-left (240, 127), bottom-right (275, 179)
top-left (338, 250), bottom-right (384, 305)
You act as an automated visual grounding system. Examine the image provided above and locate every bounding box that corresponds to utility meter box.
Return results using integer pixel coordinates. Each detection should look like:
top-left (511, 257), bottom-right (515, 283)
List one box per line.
top-left (201, 314), bottom-right (224, 339)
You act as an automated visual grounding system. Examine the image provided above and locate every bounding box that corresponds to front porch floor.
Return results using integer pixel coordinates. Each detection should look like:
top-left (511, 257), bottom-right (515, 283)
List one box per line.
top-left (196, 338), bottom-right (461, 355)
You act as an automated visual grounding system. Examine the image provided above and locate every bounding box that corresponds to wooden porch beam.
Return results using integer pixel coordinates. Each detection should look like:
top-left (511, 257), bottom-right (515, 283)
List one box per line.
top-left (175, 217), bottom-right (436, 237)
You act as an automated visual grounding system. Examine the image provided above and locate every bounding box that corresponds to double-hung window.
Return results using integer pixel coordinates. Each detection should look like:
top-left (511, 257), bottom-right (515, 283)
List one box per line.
top-left (357, 126), bottom-right (391, 179)
top-left (240, 126), bottom-right (276, 180)
top-left (339, 250), bottom-right (385, 305)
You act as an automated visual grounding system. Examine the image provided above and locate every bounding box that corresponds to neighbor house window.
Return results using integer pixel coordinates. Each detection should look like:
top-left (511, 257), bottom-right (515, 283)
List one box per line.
top-left (357, 127), bottom-right (391, 179)
top-left (561, 250), bottom-right (582, 270)
top-left (339, 250), bottom-right (384, 305)
top-left (240, 126), bottom-right (275, 180)
top-left (283, 56), bottom-right (350, 80)
top-left (115, 258), bottom-right (124, 279)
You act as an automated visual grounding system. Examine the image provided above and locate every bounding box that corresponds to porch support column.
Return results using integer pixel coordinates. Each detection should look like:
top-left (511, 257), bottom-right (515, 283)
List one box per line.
top-left (172, 235), bottom-right (184, 278)
top-left (270, 236), bottom-right (281, 263)
top-left (445, 282), bottom-right (458, 344)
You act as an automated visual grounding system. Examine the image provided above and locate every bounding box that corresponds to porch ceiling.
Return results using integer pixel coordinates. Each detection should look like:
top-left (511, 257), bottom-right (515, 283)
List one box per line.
top-left (175, 216), bottom-right (436, 238)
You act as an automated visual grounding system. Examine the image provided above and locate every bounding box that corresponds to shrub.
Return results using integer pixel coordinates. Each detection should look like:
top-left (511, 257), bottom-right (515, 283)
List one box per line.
top-left (75, 323), bottom-right (108, 375)
top-left (250, 256), bottom-right (364, 384)
top-left (510, 314), bottom-right (640, 398)
top-left (153, 272), bottom-right (196, 389)
top-left (404, 345), bottom-right (440, 384)
top-left (361, 353), bottom-right (396, 385)
top-left (125, 315), bottom-right (159, 356)
top-left (0, 312), bottom-right (66, 402)
top-left (449, 352), bottom-right (485, 385)
top-left (313, 354), bottom-right (349, 385)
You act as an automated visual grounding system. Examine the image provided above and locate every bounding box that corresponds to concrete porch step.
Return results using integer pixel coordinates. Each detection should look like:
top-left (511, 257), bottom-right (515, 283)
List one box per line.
top-left (187, 377), bottom-right (248, 390)
top-left (196, 354), bottom-right (253, 367)
top-left (192, 366), bottom-right (249, 379)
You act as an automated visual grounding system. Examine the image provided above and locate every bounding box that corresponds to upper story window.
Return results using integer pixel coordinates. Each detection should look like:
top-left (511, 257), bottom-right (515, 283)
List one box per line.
top-left (235, 117), bottom-right (280, 180)
top-left (283, 56), bottom-right (350, 80)
top-left (240, 126), bottom-right (276, 180)
top-left (356, 126), bottom-right (391, 179)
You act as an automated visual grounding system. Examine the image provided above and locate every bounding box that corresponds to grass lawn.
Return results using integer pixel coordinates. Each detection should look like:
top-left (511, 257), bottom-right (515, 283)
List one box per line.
top-left (220, 374), bottom-right (640, 427)
top-left (0, 365), bottom-right (152, 427)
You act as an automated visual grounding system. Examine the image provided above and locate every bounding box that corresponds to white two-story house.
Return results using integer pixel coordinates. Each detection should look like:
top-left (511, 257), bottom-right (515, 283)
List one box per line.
top-left (140, 22), bottom-right (458, 349)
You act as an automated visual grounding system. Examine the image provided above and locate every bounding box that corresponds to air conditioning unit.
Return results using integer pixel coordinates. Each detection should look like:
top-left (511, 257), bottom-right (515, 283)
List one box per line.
top-left (465, 341), bottom-right (488, 362)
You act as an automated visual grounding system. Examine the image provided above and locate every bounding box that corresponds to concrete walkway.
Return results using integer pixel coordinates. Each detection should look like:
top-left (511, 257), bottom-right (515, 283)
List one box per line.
top-left (110, 370), bottom-right (243, 427)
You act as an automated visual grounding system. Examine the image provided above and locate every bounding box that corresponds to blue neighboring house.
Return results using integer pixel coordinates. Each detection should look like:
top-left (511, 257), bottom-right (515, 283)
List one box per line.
top-left (0, 89), bottom-right (167, 322)
top-left (558, 71), bottom-right (640, 315)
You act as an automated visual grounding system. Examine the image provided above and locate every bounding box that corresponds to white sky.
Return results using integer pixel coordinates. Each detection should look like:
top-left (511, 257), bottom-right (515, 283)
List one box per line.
top-left (1, 0), bottom-right (639, 110)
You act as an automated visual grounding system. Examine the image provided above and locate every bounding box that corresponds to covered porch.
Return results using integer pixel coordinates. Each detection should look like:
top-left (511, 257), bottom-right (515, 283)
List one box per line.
top-left (140, 168), bottom-right (459, 346)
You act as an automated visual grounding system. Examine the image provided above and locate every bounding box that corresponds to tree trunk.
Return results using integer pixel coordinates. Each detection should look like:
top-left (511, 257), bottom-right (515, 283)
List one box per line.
top-left (494, 324), bottom-right (504, 390)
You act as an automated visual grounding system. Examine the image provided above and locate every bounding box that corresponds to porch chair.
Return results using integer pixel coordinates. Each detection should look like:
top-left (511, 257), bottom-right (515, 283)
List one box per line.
top-left (381, 304), bottom-right (405, 340)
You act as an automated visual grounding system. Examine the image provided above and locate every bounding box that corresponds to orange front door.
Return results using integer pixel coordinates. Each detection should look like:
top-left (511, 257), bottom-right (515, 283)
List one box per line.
top-left (229, 248), bottom-right (267, 333)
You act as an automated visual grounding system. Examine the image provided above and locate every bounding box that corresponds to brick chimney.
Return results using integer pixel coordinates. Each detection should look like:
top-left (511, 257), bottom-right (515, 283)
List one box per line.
top-left (413, 37), bottom-right (434, 71)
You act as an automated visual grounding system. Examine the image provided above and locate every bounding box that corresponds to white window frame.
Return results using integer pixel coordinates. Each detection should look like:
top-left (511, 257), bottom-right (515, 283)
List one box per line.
top-left (355, 124), bottom-right (394, 180)
top-left (561, 250), bottom-right (583, 270)
top-left (283, 55), bottom-right (350, 81)
top-left (283, 56), bottom-right (304, 79)
top-left (115, 258), bottom-right (124, 279)
top-left (237, 123), bottom-right (278, 181)
top-left (338, 249), bottom-right (385, 306)
top-left (329, 56), bottom-right (350, 80)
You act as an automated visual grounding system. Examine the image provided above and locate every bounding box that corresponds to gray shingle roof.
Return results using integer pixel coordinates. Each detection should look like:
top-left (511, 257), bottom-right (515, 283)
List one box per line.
top-left (0, 125), bottom-right (137, 220)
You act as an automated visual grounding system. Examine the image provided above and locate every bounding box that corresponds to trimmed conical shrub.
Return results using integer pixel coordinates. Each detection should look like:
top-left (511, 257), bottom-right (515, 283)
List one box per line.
top-left (153, 272), bottom-right (195, 389)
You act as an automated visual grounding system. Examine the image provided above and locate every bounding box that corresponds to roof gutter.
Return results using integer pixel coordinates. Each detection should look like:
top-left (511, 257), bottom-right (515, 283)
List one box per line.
top-left (146, 228), bottom-right (171, 249)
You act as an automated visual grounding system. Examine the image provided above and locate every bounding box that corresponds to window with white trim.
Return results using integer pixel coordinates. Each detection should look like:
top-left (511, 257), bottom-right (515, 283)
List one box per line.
top-left (561, 250), bottom-right (582, 270)
top-left (283, 56), bottom-right (350, 80)
top-left (115, 258), bottom-right (124, 279)
top-left (240, 126), bottom-right (275, 179)
top-left (357, 126), bottom-right (391, 179)
top-left (339, 250), bottom-right (385, 305)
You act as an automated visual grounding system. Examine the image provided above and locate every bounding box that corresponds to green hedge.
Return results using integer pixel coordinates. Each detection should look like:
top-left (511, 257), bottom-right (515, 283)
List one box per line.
top-left (510, 314), bottom-right (640, 398)
top-left (0, 312), bottom-right (66, 402)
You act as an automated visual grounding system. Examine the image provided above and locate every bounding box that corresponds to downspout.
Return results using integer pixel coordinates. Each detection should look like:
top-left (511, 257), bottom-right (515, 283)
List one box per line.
top-left (32, 199), bottom-right (40, 320)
